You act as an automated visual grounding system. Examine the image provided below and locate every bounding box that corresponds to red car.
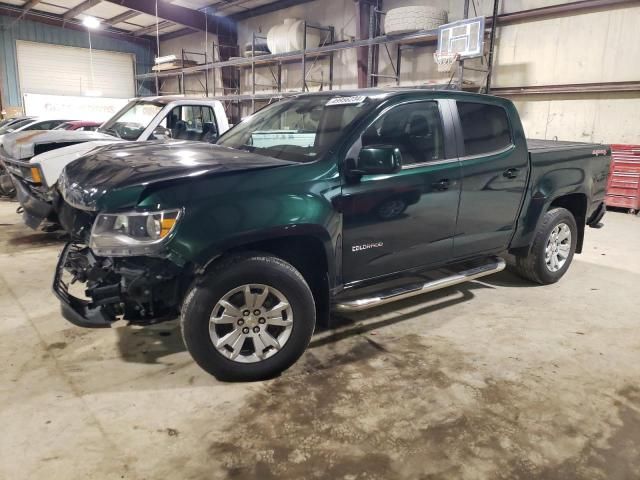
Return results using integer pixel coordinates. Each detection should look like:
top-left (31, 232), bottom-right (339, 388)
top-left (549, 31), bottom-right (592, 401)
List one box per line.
top-left (53, 120), bottom-right (102, 131)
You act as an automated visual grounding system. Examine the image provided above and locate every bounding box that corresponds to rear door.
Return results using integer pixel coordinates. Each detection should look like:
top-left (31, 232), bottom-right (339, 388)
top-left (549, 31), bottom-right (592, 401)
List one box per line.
top-left (452, 100), bottom-right (528, 258)
top-left (341, 99), bottom-right (462, 283)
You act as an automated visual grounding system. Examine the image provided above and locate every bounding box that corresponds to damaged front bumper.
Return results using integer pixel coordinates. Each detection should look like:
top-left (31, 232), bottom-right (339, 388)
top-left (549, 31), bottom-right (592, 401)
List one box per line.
top-left (53, 243), bottom-right (115, 328)
top-left (13, 175), bottom-right (56, 229)
top-left (53, 242), bottom-right (188, 328)
top-left (1, 149), bottom-right (56, 229)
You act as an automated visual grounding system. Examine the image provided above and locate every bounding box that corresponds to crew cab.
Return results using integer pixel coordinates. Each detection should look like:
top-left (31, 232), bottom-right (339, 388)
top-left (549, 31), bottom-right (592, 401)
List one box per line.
top-left (0, 96), bottom-right (229, 229)
top-left (52, 89), bottom-right (610, 381)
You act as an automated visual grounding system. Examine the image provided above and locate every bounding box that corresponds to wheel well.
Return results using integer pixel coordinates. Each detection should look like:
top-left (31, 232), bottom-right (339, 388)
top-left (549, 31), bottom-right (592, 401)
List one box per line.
top-left (549, 193), bottom-right (587, 253)
top-left (215, 235), bottom-right (331, 326)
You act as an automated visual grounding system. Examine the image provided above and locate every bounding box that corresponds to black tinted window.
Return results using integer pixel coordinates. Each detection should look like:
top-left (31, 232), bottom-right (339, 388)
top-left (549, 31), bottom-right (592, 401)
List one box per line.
top-left (362, 101), bottom-right (445, 165)
top-left (457, 102), bottom-right (512, 156)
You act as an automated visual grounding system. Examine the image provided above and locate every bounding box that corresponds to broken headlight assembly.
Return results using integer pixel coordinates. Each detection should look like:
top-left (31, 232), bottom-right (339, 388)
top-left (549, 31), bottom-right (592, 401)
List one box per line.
top-left (89, 209), bottom-right (182, 256)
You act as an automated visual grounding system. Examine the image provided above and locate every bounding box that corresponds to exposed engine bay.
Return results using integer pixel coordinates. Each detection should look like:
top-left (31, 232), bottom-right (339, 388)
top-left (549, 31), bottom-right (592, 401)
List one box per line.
top-left (55, 243), bottom-right (186, 327)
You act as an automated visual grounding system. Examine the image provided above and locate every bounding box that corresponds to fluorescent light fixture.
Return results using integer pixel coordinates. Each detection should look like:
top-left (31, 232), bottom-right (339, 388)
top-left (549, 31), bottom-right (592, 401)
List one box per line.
top-left (82, 16), bottom-right (100, 29)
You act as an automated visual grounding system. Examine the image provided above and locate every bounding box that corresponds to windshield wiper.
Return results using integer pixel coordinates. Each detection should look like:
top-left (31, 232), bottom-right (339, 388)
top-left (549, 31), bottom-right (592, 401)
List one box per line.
top-left (235, 144), bottom-right (257, 152)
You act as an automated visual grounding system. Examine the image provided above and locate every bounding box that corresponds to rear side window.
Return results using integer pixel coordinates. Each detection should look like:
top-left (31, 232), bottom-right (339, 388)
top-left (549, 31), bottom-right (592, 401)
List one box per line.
top-left (457, 102), bottom-right (512, 156)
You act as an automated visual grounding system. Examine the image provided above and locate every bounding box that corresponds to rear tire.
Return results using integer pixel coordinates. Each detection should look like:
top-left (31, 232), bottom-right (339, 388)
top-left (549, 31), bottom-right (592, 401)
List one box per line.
top-left (513, 207), bottom-right (578, 285)
top-left (181, 253), bottom-right (316, 381)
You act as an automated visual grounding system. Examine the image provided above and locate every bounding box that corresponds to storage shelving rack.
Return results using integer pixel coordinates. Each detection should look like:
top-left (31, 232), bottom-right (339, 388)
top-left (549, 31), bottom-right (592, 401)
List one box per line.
top-left (135, 11), bottom-right (499, 121)
top-left (139, 48), bottom-right (211, 96)
top-left (137, 22), bottom-right (335, 119)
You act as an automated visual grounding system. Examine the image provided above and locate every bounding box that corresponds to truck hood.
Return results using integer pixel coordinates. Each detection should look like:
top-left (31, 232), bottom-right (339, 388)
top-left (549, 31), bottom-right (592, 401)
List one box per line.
top-left (2, 129), bottom-right (115, 160)
top-left (59, 140), bottom-right (295, 211)
top-left (31, 139), bottom-right (124, 165)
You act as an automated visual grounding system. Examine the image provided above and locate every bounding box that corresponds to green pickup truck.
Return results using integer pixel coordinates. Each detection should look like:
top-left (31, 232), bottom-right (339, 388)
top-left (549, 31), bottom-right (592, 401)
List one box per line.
top-left (53, 89), bottom-right (610, 381)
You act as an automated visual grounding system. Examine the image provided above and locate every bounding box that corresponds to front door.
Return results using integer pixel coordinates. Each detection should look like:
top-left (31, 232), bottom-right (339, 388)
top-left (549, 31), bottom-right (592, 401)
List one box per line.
top-left (341, 100), bottom-right (462, 284)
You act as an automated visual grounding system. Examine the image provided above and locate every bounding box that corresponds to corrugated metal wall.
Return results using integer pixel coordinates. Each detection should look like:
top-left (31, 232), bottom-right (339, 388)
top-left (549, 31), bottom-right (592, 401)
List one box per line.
top-left (0, 15), bottom-right (154, 109)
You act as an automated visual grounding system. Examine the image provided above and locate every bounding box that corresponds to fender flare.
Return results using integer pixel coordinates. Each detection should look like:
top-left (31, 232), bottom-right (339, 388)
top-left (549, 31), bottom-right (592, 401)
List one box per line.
top-left (193, 223), bottom-right (338, 287)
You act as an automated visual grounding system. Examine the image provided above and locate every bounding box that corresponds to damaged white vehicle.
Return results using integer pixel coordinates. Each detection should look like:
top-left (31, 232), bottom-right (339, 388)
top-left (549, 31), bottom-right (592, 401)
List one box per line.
top-left (0, 96), bottom-right (229, 230)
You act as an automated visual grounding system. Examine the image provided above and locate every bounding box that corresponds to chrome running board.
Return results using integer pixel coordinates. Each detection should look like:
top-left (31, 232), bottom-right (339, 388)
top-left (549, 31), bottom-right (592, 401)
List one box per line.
top-left (334, 256), bottom-right (506, 313)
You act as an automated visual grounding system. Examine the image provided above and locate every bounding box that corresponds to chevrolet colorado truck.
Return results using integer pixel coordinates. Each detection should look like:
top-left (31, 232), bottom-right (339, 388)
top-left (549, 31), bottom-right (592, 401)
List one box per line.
top-left (52, 89), bottom-right (610, 381)
top-left (0, 96), bottom-right (229, 229)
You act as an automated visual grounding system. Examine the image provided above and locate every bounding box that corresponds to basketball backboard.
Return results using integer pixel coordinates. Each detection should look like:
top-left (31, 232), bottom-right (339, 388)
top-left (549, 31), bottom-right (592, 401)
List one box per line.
top-left (436, 16), bottom-right (485, 59)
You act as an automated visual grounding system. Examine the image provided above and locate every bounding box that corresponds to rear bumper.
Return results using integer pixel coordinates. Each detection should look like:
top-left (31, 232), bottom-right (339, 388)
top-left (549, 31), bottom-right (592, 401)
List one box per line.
top-left (52, 243), bottom-right (115, 328)
top-left (13, 175), bottom-right (55, 229)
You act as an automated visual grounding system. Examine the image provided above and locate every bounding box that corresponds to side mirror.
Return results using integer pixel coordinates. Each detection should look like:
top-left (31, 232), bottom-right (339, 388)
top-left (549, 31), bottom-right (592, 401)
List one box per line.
top-left (152, 125), bottom-right (172, 141)
top-left (349, 145), bottom-right (402, 178)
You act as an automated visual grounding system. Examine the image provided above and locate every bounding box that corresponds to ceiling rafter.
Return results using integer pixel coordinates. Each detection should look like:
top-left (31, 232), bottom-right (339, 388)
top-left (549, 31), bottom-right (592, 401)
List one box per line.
top-left (103, 9), bottom-right (139, 26)
top-left (102, 0), bottom-right (236, 35)
top-left (0, 4), bottom-right (152, 45)
top-left (62, 0), bottom-right (103, 21)
top-left (11, 0), bottom-right (42, 23)
top-left (133, 20), bottom-right (174, 36)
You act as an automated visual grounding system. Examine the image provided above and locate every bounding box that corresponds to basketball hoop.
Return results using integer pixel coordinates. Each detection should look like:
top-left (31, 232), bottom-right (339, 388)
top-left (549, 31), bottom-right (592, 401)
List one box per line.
top-left (433, 17), bottom-right (484, 74)
top-left (433, 52), bottom-right (459, 73)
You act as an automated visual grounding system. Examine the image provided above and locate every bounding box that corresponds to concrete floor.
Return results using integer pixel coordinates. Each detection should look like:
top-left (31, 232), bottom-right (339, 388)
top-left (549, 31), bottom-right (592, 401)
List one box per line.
top-left (1, 198), bottom-right (639, 480)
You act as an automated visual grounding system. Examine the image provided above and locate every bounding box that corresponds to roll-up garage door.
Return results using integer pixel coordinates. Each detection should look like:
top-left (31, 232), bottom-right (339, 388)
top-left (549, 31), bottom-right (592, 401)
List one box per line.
top-left (16, 40), bottom-right (135, 98)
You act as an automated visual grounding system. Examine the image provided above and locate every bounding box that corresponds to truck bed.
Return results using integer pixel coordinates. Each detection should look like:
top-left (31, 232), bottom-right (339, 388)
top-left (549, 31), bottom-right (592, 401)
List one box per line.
top-left (527, 138), bottom-right (605, 153)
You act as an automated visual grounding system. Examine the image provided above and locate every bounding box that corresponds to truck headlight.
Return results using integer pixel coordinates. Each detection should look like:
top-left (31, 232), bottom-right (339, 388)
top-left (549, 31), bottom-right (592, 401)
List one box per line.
top-left (90, 209), bottom-right (182, 256)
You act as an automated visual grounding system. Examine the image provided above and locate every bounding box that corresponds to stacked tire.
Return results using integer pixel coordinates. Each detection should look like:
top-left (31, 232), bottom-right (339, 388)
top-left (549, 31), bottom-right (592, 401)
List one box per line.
top-left (384, 6), bottom-right (448, 35)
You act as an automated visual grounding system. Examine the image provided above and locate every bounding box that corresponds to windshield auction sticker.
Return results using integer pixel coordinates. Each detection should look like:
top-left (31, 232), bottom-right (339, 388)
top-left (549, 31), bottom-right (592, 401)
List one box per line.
top-left (326, 96), bottom-right (367, 106)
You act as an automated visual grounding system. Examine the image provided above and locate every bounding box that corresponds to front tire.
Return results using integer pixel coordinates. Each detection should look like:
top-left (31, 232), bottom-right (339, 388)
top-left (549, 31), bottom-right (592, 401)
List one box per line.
top-left (513, 207), bottom-right (578, 284)
top-left (181, 253), bottom-right (316, 381)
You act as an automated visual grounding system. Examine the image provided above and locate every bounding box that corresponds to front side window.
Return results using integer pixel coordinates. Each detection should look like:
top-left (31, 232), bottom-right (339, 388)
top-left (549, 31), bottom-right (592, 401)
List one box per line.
top-left (360, 101), bottom-right (445, 165)
top-left (217, 95), bottom-right (379, 163)
top-left (457, 102), bottom-right (512, 156)
top-left (163, 106), bottom-right (218, 142)
top-left (99, 101), bottom-right (164, 140)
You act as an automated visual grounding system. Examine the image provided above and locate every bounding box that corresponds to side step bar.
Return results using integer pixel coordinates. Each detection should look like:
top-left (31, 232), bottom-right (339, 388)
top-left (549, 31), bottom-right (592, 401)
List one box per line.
top-left (334, 256), bottom-right (506, 313)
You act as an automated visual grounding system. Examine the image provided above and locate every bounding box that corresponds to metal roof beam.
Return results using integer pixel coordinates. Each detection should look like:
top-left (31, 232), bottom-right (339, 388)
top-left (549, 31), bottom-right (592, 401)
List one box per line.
top-left (63, 0), bottom-right (103, 20)
top-left (134, 20), bottom-right (174, 36)
top-left (103, 0), bottom-right (236, 35)
top-left (0, 4), bottom-right (151, 46)
top-left (11, 0), bottom-right (42, 23)
top-left (229, 0), bottom-right (316, 21)
top-left (103, 9), bottom-right (139, 26)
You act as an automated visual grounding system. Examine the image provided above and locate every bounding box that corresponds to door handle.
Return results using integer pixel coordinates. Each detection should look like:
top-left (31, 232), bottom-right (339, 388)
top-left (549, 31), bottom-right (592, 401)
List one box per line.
top-left (503, 168), bottom-right (519, 179)
top-left (432, 179), bottom-right (450, 191)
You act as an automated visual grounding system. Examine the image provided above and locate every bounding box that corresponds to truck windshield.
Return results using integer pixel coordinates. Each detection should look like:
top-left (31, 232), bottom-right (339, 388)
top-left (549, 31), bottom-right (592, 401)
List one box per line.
top-left (99, 100), bottom-right (164, 141)
top-left (217, 95), bottom-right (379, 163)
top-left (0, 118), bottom-right (32, 134)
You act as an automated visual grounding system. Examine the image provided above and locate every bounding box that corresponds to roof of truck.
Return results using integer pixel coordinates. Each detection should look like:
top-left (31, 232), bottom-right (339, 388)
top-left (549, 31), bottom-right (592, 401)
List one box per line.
top-left (140, 89), bottom-right (505, 104)
top-left (138, 95), bottom-right (223, 104)
top-left (289, 87), bottom-right (500, 100)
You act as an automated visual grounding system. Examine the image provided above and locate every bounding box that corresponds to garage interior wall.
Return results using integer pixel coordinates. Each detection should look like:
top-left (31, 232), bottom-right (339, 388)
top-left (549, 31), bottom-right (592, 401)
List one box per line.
top-left (0, 15), bottom-right (154, 112)
top-left (224, 0), bottom-right (640, 144)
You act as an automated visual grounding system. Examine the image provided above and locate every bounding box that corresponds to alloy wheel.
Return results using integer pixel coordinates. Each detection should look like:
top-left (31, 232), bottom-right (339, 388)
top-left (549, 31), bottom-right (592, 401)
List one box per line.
top-left (545, 222), bottom-right (571, 272)
top-left (209, 284), bottom-right (293, 363)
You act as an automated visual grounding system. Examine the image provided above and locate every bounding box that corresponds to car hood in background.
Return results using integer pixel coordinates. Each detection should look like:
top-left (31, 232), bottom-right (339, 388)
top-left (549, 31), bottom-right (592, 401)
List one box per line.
top-left (2, 129), bottom-right (115, 160)
top-left (59, 141), bottom-right (295, 211)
